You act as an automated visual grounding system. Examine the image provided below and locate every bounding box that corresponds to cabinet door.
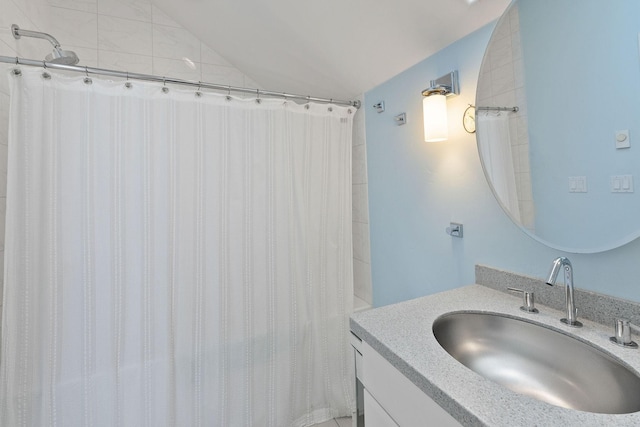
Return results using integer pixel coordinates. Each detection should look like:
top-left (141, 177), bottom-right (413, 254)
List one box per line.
top-left (364, 389), bottom-right (398, 427)
top-left (361, 341), bottom-right (462, 427)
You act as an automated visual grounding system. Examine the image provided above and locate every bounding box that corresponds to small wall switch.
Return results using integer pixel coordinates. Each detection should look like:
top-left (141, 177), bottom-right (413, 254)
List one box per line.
top-left (568, 176), bottom-right (587, 193)
top-left (615, 130), bottom-right (630, 149)
top-left (612, 176), bottom-right (621, 191)
top-left (373, 101), bottom-right (385, 113)
top-left (611, 175), bottom-right (634, 193)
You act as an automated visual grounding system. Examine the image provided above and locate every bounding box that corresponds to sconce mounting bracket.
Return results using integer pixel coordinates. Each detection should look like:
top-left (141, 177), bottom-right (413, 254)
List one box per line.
top-left (422, 70), bottom-right (459, 98)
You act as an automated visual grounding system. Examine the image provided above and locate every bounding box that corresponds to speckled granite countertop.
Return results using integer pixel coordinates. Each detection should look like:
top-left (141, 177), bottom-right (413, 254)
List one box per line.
top-left (350, 284), bottom-right (640, 427)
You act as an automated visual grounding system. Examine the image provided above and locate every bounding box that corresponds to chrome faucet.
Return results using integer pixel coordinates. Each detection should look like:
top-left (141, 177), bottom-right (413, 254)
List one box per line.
top-left (545, 257), bottom-right (583, 327)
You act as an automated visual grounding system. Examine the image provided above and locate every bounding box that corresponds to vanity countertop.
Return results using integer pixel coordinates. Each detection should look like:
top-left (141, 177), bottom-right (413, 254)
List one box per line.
top-left (350, 284), bottom-right (640, 427)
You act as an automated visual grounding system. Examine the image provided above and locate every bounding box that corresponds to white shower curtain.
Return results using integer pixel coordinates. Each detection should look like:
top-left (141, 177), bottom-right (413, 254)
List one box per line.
top-left (1, 68), bottom-right (355, 427)
top-left (477, 111), bottom-right (521, 221)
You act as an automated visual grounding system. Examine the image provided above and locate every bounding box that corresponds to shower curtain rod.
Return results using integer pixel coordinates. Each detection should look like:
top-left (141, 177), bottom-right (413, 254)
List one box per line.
top-left (0, 55), bottom-right (361, 109)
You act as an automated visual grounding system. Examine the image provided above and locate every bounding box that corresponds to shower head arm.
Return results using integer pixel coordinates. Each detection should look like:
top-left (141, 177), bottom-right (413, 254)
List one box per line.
top-left (12, 24), bottom-right (61, 49)
top-left (11, 24), bottom-right (79, 65)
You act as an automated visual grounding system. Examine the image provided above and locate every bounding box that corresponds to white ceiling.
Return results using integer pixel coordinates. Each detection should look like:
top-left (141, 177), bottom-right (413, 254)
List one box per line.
top-left (153, 0), bottom-right (511, 101)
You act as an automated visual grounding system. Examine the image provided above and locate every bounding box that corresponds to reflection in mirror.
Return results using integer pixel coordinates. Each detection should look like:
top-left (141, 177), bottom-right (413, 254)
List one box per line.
top-left (476, 0), bottom-right (640, 253)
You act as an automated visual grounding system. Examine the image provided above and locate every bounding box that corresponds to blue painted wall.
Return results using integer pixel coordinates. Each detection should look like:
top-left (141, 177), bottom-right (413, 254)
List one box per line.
top-left (365, 23), bottom-right (640, 307)
top-left (520, 0), bottom-right (640, 250)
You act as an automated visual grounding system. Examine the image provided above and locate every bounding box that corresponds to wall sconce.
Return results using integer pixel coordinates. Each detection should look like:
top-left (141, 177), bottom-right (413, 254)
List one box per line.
top-left (421, 70), bottom-right (459, 142)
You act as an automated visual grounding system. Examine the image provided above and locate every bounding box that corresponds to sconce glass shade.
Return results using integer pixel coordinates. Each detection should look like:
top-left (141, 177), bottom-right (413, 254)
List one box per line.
top-left (423, 94), bottom-right (448, 142)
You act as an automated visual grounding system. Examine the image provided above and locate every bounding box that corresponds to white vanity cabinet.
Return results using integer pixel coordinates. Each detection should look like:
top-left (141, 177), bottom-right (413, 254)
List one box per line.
top-left (360, 341), bottom-right (461, 427)
top-left (363, 389), bottom-right (398, 427)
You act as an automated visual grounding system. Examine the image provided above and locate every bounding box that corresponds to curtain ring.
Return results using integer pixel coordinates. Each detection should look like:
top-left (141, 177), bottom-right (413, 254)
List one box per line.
top-left (41, 60), bottom-right (50, 79)
top-left (227, 85), bottom-right (231, 96)
top-left (15, 56), bottom-right (19, 65)
top-left (195, 81), bottom-right (202, 97)
top-left (256, 89), bottom-right (261, 104)
top-left (83, 66), bottom-right (92, 84)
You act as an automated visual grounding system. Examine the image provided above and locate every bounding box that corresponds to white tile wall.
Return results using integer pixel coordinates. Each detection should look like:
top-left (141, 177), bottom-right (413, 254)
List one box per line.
top-left (201, 43), bottom-right (233, 67)
top-left (98, 49), bottom-right (152, 74)
top-left (0, 197), bottom-right (5, 248)
top-left (352, 184), bottom-right (370, 224)
top-left (352, 144), bottom-right (367, 185)
top-left (68, 46), bottom-right (99, 67)
top-left (12, 0), bottom-right (49, 32)
top-left (354, 258), bottom-right (372, 304)
top-left (50, 7), bottom-right (98, 49)
top-left (352, 95), bottom-right (372, 306)
top-left (476, 3), bottom-right (534, 232)
top-left (153, 24), bottom-right (201, 62)
top-left (0, 93), bottom-right (8, 144)
top-left (201, 63), bottom-right (245, 87)
top-left (151, 5), bottom-right (180, 28)
top-left (97, 0), bottom-right (152, 22)
top-left (311, 417), bottom-right (352, 427)
top-left (353, 222), bottom-right (371, 264)
top-left (98, 15), bottom-right (152, 55)
top-left (152, 56), bottom-right (200, 81)
top-left (49, 0), bottom-right (96, 13)
top-left (0, 0), bottom-right (259, 84)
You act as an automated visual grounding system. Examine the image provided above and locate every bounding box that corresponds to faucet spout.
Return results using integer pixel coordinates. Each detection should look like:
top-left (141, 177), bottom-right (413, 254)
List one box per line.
top-left (545, 257), bottom-right (563, 286)
top-left (545, 257), bottom-right (582, 328)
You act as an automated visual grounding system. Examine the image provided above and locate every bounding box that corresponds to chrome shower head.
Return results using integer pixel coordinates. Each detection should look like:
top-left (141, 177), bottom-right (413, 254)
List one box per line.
top-left (45, 47), bottom-right (79, 65)
top-left (12, 24), bottom-right (80, 66)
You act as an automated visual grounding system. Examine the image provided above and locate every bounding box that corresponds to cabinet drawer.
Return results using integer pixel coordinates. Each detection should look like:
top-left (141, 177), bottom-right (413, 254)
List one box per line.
top-left (361, 341), bottom-right (461, 427)
top-left (364, 389), bottom-right (398, 427)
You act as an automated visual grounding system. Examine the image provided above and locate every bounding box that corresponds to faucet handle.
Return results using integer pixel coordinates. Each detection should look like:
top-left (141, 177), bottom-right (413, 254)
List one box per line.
top-left (507, 287), bottom-right (539, 313)
top-left (610, 319), bottom-right (639, 348)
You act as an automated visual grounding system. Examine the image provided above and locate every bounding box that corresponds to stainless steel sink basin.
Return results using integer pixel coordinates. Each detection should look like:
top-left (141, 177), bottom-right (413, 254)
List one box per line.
top-left (432, 312), bottom-right (640, 414)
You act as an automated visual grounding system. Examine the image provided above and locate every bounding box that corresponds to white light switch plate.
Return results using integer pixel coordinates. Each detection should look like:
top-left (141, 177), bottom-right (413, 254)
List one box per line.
top-left (569, 176), bottom-right (587, 193)
top-left (611, 175), bottom-right (634, 193)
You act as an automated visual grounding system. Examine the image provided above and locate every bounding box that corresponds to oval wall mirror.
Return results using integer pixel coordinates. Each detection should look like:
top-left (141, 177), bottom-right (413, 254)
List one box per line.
top-left (476, 0), bottom-right (640, 253)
